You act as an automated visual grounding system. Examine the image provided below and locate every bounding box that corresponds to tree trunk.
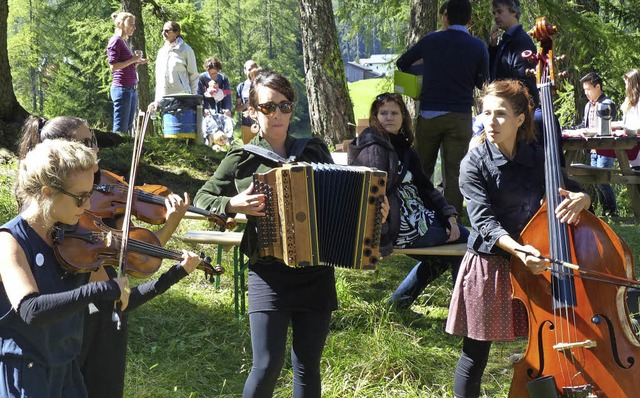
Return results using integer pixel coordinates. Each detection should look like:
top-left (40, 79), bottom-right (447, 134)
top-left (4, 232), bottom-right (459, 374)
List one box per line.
top-left (407, 0), bottom-right (438, 47)
top-left (404, 0), bottom-right (438, 121)
top-left (121, 0), bottom-right (152, 130)
top-left (298, 0), bottom-right (354, 143)
top-left (0, 0), bottom-right (29, 150)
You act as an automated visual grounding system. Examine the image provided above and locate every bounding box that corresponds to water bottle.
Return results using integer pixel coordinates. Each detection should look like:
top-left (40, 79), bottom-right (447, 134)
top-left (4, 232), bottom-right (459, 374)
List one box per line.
top-left (596, 102), bottom-right (612, 136)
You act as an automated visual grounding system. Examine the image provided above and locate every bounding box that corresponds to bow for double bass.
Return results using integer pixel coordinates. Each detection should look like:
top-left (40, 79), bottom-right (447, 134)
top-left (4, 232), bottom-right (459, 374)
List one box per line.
top-left (508, 17), bottom-right (640, 398)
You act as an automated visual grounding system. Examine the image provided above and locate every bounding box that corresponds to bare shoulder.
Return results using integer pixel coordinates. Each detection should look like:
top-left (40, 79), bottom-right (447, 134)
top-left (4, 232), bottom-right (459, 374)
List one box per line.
top-left (0, 230), bottom-right (28, 281)
top-left (0, 229), bottom-right (39, 305)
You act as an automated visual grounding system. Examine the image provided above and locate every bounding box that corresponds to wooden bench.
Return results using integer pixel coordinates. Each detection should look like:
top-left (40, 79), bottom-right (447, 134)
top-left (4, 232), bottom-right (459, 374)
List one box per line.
top-left (393, 243), bottom-right (467, 257)
top-left (181, 231), bottom-right (247, 319)
top-left (568, 163), bottom-right (621, 184)
top-left (180, 229), bottom-right (468, 320)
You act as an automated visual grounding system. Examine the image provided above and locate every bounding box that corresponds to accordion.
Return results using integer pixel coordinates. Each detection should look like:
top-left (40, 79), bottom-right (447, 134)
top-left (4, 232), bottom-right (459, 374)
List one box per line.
top-left (253, 163), bottom-right (387, 269)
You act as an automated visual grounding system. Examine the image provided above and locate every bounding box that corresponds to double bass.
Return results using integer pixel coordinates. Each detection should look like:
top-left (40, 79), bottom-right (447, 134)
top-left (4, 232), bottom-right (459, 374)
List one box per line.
top-left (509, 18), bottom-right (640, 397)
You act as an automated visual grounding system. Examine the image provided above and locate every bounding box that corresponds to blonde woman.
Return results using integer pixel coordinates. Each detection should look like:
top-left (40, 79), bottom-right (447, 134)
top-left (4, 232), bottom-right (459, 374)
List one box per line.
top-left (107, 12), bottom-right (148, 135)
top-left (0, 140), bottom-right (130, 397)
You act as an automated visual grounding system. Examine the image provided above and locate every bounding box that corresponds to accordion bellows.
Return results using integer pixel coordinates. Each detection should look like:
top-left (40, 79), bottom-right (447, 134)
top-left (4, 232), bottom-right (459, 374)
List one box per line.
top-left (253, 163), bottom-right (387, 269)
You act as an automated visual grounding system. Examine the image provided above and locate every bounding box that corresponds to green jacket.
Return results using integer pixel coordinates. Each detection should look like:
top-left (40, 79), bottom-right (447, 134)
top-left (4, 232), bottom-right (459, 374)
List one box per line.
top-left (194, 134), bottom-right (333, 264)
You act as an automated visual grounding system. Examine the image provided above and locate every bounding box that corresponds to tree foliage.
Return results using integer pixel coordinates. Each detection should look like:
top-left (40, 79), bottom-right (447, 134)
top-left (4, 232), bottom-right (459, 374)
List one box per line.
top-left (5, 0), bottom-right (640, 139)
top-left (5, 0), bottom-right (316, 135)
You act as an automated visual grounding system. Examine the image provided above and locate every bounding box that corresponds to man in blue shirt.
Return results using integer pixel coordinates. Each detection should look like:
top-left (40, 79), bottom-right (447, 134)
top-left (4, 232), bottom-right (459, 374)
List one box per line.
top-left (396, 0), bottom-right (489, 214)
top-left (197, 57), bottom-right (233, 116)
top-left (489, 0), bottom-right (538, 107)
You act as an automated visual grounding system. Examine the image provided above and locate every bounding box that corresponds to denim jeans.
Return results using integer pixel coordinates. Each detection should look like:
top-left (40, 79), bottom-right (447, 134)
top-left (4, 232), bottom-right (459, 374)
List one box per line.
top-left (111, 85), bottom-right (138, 135)
top-left (389, 219), bottom-right (470, 307)
top-left (590, 153), bottom-right (618, 214)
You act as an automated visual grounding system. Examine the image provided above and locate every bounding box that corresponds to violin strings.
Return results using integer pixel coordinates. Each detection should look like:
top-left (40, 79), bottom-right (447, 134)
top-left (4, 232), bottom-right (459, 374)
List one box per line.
top-left (112, 183), bottom-right (211, 217)
top-left (90, 230), bottom-right (181, 261)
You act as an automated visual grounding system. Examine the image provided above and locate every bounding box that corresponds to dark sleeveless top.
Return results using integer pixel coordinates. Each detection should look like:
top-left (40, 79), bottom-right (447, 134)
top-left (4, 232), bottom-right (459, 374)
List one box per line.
top-left (0, 215), bottom-right (90, 366)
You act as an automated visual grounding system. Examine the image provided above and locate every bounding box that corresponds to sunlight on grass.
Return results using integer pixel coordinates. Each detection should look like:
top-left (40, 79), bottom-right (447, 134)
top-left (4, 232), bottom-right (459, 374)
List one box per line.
top-left (348, 77), bottom-right (394, 120)
top-left (2, 137), bottom-right (640, 397)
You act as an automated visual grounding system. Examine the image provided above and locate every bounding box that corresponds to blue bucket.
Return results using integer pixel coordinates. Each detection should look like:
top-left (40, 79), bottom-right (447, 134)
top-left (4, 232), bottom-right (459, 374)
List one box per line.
top-left (162, 108), bottom-right (197, 139)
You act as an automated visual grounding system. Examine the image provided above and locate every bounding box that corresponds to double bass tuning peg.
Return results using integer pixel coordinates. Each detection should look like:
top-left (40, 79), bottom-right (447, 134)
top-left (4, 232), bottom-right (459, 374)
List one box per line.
top-left (558, 71), bottom-right (568, 78)
top-left (521, 49), bottom-right (537, 63)
top-left (525, 68), bottom-right (537, 77)
top-left (555, 54), bottom-right (567, 62)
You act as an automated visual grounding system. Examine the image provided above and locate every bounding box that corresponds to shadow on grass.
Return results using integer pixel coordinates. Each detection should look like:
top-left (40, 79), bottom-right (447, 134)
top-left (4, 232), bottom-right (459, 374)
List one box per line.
top-left (125, 275), bottom-right (251, 398)
top-left (95, 132), bottom-right (227, 199)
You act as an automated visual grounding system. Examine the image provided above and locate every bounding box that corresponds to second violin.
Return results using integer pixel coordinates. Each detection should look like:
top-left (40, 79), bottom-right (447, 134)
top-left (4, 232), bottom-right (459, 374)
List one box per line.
top-left (90, 169), bottom-right (234, 230)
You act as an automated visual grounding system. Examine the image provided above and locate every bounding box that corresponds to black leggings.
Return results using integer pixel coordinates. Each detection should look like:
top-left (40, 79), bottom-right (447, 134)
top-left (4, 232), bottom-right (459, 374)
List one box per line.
top-left (453, 337), bottom-right (492, 398)
top-left (78, 301), bottom-right (129, 398)
top-left (243, 309), bottom-right (332, 398)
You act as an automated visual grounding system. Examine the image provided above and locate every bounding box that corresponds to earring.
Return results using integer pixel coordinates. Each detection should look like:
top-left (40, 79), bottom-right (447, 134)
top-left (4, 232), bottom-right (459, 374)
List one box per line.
top-left (251, 123), bottom-right (260, 135)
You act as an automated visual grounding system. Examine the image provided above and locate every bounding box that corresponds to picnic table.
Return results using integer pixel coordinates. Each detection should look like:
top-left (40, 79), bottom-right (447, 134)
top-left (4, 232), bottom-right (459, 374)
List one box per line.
top-left (562, 131), bottom-right (640, 220)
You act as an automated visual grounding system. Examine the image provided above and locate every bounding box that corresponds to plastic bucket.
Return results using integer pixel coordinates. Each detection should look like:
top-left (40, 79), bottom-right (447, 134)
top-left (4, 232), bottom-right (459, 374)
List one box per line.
top-left (162, 108), bottom-right (197, 139)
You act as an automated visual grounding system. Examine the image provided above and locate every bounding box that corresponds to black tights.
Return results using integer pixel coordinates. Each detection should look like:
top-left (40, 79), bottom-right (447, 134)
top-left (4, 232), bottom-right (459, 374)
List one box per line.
top-left (243, 309), bottom-right (331, 398)
top-left (453, 337), bottom-right (492, 398)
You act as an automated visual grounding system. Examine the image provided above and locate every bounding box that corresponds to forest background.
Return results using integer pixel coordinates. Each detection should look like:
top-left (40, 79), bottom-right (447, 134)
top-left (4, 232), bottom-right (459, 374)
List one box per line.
top-left (1, 1), bottom-right (640, 396)
top-left (4, 0), bottom-right (640, 146)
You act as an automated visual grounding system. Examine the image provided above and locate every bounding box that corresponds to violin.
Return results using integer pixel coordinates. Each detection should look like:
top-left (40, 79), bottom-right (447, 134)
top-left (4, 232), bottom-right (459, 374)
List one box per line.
top-left (52, 212), bottom-right (224, 280)
top-left (509, 18), bottom-right (639, 397)
top-left (90, 169), bottom-right (234, 230)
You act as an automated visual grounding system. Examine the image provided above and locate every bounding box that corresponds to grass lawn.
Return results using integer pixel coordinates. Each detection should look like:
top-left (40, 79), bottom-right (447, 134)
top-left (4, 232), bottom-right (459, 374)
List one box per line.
top-left (348, 78), bottom-right (394, 121)
top-left (1, 137), bottom-right (640, 397)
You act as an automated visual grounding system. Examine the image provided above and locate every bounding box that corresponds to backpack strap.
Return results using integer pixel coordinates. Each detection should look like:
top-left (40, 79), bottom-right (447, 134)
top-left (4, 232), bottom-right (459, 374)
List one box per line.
top-left (243, 137), bottom-right (312, 164)
top-left (242, 144), bottom-right (289, 164)
top-left (289, 138), bottom-right (311, 160)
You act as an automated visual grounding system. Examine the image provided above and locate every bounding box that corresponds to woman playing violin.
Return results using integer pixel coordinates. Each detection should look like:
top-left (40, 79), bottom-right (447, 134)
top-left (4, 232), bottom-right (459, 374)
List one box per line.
top-left (18, 115), bottom-right (202, 398)
top-left (445, 80), bottom-right (591, 398)
top-left (0, 140), bottom-right (130, 397)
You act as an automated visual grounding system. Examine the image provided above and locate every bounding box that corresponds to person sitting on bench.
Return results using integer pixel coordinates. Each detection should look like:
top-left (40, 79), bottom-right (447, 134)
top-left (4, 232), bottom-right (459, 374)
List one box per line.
top-left (348, 93), bottom-right (469, 309)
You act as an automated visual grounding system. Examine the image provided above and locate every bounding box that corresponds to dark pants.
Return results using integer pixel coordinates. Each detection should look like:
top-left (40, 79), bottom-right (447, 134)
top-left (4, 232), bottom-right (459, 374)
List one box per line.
top-left (414, 113), bottom-right (472, 213)
top-left (590, 153), bottom-right (618, 215)
top-left (0, 357), bottom-right (87, 398)
top-left (389, 220), bottom-right (469, 307)
top-left (243, 309), bottom-right (332, 398)
top-left (78, 301), bottom-right (128, 398)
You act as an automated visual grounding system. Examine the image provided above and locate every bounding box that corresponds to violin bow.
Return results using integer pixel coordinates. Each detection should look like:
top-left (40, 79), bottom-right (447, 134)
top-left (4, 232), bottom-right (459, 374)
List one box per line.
top-left (112, 108), bottom-right (152, 329)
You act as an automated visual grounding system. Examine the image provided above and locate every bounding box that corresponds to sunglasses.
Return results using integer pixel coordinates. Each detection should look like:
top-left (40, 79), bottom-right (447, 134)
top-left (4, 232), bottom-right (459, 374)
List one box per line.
top-left (162, 29), bottom-right (174, 34)
top-left (256, 101), bottom-right (294, 116)
top-left (79, 132), bottom-right (98, 149)
top-left (376, 93), bottom-right (402, 102)
top-left (53, 186), bottom-right (94, 207)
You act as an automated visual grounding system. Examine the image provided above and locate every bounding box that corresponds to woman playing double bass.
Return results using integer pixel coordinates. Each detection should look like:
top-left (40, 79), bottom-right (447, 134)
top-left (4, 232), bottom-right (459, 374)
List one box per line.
top-left (17, 115), bottom-right (202, 398)
top-left (445, 80), bottom-right (590, 397)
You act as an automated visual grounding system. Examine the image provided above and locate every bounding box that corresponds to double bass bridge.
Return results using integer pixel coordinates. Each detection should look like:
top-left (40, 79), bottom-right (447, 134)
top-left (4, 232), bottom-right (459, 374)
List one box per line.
top-left (553, 340), bottom-right (598, 351)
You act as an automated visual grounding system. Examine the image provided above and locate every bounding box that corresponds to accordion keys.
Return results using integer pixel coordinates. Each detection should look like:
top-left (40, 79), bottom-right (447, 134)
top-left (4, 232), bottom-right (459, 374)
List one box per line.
top-left (254, 163), bottom-right (387, 269)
